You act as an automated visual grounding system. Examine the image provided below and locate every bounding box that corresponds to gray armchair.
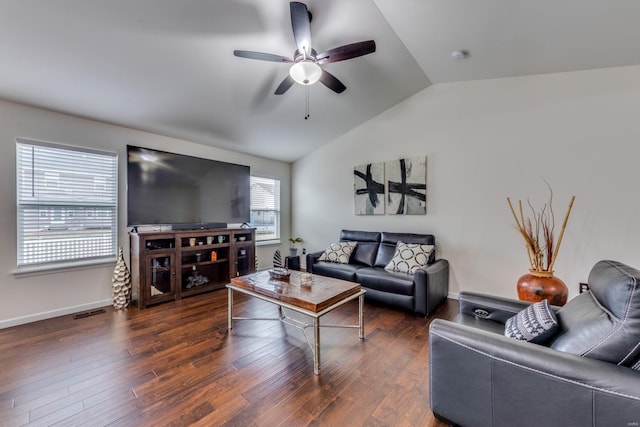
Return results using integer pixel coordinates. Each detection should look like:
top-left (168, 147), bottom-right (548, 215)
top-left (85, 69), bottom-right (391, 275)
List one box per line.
top-left (429, 260), bottom-right (640, 427)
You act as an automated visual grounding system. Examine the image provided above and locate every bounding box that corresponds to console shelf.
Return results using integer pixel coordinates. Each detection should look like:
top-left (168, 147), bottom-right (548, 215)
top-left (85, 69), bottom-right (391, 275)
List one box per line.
top-left (181, 259), bottom-right (229, 268)
top-left (129, 228), bottom-right (255, 308)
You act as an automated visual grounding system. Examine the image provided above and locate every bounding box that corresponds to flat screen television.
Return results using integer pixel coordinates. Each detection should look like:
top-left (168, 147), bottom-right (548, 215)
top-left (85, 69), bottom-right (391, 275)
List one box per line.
top-left (127, 146), bottom-right (250, 227)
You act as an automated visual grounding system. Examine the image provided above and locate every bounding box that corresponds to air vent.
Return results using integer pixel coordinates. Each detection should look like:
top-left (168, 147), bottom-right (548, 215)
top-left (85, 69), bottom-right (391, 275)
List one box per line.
top-left (73, 308), bottom-right (106, 319)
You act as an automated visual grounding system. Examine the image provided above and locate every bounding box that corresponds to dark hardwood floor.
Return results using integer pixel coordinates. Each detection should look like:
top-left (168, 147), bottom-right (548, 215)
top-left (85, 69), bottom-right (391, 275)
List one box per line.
top-left (0, 289), bottom-right (457, 426)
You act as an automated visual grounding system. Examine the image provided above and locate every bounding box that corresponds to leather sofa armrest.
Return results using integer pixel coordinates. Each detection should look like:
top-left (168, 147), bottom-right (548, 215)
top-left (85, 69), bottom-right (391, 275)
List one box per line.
top-left (414, 259), bottom-right (449, 316)
top-left (429, 319), bottom-right (640, 426)
top-left (305, 250), bottom-right (324, 274)
top-left (457, 291), bottom-right (540, 324)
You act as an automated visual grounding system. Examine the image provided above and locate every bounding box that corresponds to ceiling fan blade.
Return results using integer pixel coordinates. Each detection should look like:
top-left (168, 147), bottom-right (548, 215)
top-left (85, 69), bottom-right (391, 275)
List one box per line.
top-left (233, 50), bottom-right (292, 63)
top-left (290, 2), bottom-right (312, 55)
top-left (317, 40), bottom-right (376, 64)
top-left (319, 69), bottom-right (346, 94)
top-left (274, 75), bottom-right (295, 95)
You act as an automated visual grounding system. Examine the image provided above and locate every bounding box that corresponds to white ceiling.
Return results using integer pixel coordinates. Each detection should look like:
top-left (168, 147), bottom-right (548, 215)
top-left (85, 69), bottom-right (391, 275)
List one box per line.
top-left (1, 0), bottom-right (639, 162)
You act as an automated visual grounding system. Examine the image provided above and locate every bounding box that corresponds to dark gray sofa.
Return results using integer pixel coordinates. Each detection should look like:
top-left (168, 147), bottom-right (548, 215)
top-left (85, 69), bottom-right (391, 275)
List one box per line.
top-left (429, 260), bottom-right (640, 426)
top-left (306, 229), bottom-right (449, 316)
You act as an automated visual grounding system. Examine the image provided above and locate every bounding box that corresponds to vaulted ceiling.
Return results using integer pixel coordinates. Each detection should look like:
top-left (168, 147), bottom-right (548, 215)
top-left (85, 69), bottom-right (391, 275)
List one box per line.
top-left (1, 0), bottom-right (638, 162)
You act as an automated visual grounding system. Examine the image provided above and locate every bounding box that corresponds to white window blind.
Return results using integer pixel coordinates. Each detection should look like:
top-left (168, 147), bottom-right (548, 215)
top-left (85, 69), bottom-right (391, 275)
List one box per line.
top-left (16, 139), bottom-right (118, 266)
top-left (250, 176), bottom-right (280, 242)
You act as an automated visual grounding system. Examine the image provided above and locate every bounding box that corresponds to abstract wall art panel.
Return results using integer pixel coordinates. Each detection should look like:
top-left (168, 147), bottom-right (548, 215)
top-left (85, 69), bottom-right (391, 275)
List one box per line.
top-left (386, 156), bottom-right (426, 215)
top-left (354, 162), bottom-right (385, 215)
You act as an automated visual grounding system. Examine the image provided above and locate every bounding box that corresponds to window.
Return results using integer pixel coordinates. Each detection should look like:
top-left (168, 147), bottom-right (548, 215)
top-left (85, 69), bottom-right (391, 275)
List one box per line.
top-left (16, 139), bottom-right (118, 267)
top-left (250, 176), bottom-right (280, 243)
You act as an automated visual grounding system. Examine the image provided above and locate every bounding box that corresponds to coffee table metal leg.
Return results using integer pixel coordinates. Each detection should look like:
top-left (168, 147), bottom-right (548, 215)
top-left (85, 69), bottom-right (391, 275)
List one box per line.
top-left (313, 317), bottom-right (320, 375)
top-left (359, 294), bottom-right (364, 339)
top-left (225, 284), bottom-right (365, 375)
top-left (228, 288), bottom-right (233, 330)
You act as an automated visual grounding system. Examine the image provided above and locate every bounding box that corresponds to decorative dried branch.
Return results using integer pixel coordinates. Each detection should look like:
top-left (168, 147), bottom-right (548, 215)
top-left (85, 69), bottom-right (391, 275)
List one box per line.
top-left (507, 183), bottom-right (574, 274)
top-left (548, 195), bottom-right (575, 271)
top-left (507, 197), bottom-right (535, 270)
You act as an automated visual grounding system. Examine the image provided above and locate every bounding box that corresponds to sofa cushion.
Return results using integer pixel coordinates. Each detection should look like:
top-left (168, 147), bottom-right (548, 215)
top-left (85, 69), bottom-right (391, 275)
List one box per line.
top-left (318, 242), bottom-right (357, 264)
top-left (355, 267), bottom-right (414, 296)
top-left (375, 232), bottom-right (435, 267)
top-left (504, 300), bottom-right (559, 344)
top-left (340, 229), bottom-right (382, 243)
top-left (340, 229), bottom-right (381, 266)
top-left (362, 288), bottom-right (415, 313)
top-left (346, 242), bottom-right (379, 266)
top-left (311, 261), bottom-right (360, 282)
top-left (549, 260), bottom-right (640, 366)
top-left (384, 241), bottom-right (434, 275)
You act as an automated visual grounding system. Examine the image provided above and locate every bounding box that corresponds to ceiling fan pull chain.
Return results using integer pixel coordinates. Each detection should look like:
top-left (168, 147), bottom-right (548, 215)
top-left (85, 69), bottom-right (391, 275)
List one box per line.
top-left (305, 85), bottom-right (310, 120)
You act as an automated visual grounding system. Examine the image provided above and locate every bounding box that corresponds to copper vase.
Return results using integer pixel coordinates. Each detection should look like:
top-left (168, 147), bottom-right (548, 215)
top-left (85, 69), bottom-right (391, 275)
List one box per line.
top-left (517, 270), bottom-right (568, 306)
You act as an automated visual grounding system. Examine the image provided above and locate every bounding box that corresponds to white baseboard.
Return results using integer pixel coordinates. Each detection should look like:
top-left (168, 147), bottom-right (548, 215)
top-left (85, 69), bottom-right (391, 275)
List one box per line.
top-left (0, 299), bottom-right (112, 329)
top-left (0, 291), bottom-right (459, 329)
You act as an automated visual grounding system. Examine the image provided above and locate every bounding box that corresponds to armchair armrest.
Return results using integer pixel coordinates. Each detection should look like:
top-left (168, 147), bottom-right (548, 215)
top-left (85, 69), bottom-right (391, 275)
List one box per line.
top-left (457, 291), bottom-right (536, 323)
top-left (305, 250), bottom-right (324, 274)
top-left (429, 319), bottom-right (640, 426)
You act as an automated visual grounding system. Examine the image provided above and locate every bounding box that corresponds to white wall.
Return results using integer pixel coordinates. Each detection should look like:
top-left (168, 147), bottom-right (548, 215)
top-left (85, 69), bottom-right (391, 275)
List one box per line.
top-left (293, 65), bottom-right (640, 301)
top-left (0, 100), bottom-right (291, 327)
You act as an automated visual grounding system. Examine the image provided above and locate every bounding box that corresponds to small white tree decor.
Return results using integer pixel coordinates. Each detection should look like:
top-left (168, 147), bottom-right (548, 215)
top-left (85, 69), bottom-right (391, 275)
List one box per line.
top-left (112, 247), bottom-right (132, 309)
top-left (507, 183), bottom-right (575, 305)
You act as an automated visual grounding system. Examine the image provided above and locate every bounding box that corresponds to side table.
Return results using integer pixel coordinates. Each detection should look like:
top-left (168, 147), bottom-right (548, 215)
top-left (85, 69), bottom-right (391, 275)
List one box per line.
top-left (286, 255), bottom-right (301, 271)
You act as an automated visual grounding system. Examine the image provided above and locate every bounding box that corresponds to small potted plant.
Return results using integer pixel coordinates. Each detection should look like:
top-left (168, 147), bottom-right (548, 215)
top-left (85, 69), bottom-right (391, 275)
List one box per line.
top-left (288, 237), bottom-right (303, 257)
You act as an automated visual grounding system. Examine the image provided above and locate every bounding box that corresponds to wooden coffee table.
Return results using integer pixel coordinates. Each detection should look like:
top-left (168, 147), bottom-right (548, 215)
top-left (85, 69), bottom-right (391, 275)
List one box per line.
top-left (227, 270), bottom-right (365, 375)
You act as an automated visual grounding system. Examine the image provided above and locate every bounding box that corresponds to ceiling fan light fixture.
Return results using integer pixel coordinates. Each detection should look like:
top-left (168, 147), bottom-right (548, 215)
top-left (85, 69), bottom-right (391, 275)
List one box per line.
top-left (289, 61), bottom-right (322, 85)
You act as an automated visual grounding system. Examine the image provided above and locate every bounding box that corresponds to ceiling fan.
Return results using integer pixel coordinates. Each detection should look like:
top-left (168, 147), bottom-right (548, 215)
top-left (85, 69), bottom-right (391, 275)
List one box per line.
top-left (233, 1), bottom-right (376, 95)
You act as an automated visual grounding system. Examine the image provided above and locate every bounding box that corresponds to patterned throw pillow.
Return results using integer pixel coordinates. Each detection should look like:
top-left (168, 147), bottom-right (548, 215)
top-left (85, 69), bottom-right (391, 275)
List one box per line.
top-left (384, 241), bottom-right (434, 275)
top-left (318, 242), bottom-right (357, 264)
top-left (504, 300), bottom-right (559, 344)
